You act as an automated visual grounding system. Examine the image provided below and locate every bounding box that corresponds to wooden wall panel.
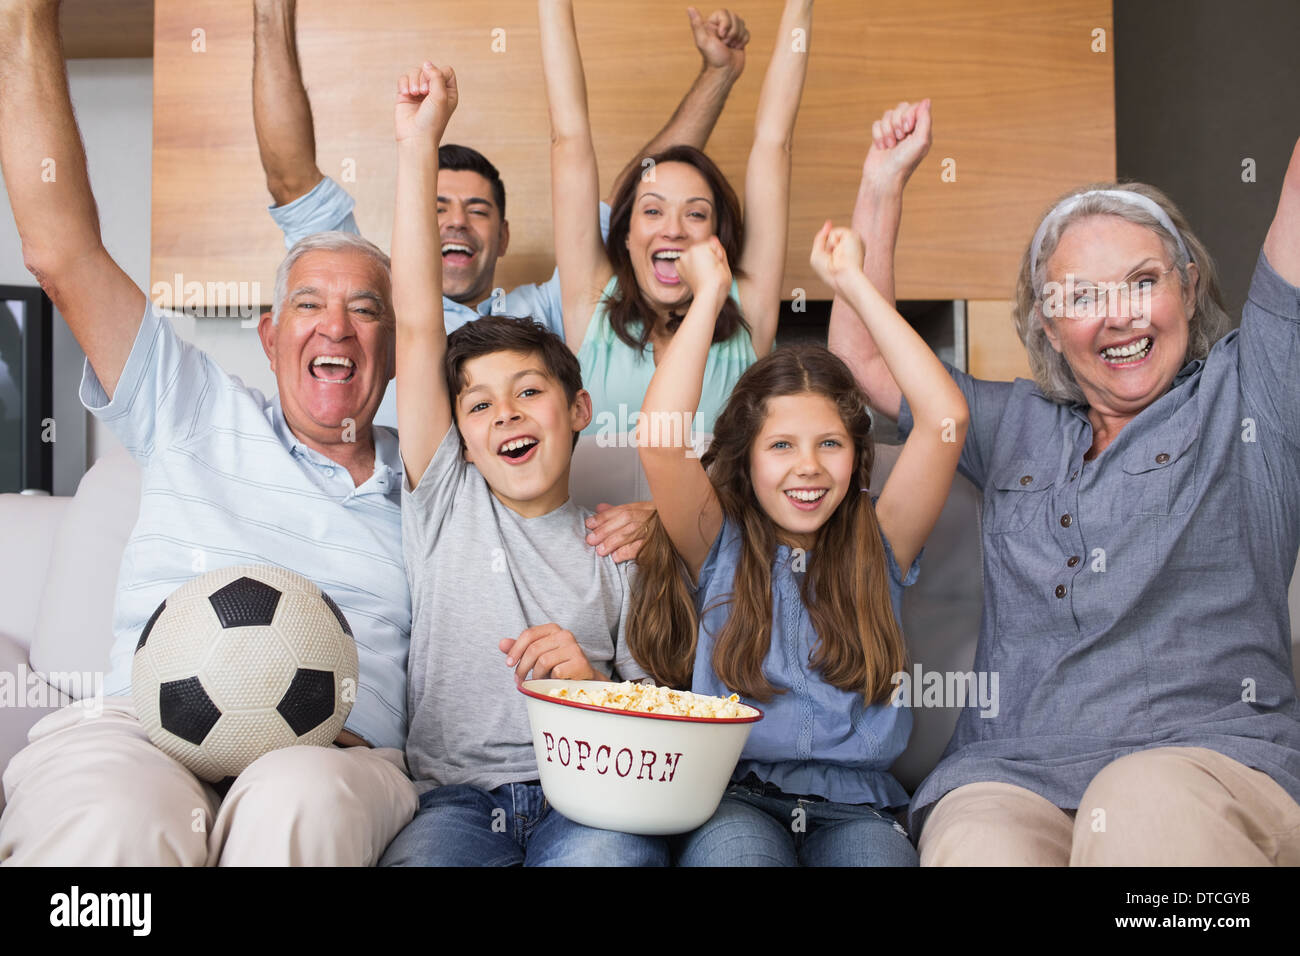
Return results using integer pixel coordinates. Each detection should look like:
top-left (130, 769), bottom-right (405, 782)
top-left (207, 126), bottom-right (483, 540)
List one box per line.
top-left (967, 299), bottom-right (1032, 382)
top-left (151, 0), bottom-right (1114, 307)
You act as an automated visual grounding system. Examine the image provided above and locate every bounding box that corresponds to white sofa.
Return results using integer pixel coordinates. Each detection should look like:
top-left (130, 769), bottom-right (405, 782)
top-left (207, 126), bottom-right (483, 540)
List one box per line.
top-left (3, 441), bottom-right (1299, 822)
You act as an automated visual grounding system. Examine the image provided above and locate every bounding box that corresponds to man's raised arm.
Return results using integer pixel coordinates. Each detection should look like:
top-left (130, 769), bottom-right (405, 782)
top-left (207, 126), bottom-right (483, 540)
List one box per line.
top-left (0, 0), bottom-right (145, 398)
top-left (605, 7), bottom-right (749, 203)
top-left (252, 0), bottom-right (324, 206)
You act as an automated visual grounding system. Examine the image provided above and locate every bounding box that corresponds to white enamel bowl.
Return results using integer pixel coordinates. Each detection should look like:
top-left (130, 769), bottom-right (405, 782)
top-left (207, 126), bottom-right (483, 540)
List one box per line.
top-left (519, 679), bottom-right (763, 836)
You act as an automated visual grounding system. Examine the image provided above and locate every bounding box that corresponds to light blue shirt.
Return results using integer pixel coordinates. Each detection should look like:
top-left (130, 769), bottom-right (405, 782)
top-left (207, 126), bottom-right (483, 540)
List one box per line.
top-left (270, 176), bottom-right (611, 431)
top-left (691, 515), bottom-right (920, 808)
top-left (83, 303), bottom-right (411, 750)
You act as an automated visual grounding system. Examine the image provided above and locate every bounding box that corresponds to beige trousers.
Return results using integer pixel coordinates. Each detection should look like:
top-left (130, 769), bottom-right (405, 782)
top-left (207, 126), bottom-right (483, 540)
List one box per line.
top-left (0, 697), bottom-right (417, 866)
top-left (919, 746), bottom-right (1300, 866)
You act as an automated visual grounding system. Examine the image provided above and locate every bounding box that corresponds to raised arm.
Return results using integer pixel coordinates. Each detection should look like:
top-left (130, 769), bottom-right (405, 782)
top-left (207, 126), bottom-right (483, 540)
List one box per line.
top-left (637, 238), bottom-right (732, 579)
top-left (252, 0), bottom-right (324, 206)
top-left (827, 99), bottom-right (931, 421)
top-left (735, 0), bottom-right (812, 357)
top-left (393, 62), bottom-right (458, 486)
top-left (0, 0), bottom-right (145, 399)
top-left (812, 223), bottom-right (967, 571)
top-left (605, 8), bottom-right (749, 202)
top-left (1263, 135), bottom-right (1300, 286)
top-left (539, 0), bottom-right (612, 349)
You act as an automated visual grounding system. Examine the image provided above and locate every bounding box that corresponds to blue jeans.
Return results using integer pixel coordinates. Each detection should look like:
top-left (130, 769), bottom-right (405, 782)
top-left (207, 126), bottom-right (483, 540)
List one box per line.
top-left (674, 777), bottom-right (919, 867)
top-left (379, 782), bottom-right (669, 867)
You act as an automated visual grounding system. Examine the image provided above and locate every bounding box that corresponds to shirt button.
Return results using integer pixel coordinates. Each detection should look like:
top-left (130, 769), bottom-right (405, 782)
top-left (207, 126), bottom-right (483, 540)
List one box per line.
top-left (323, 466), bottom-right (336, 477)
top-left (1067, 555), bottom-right (1080, 567)
top-left (1019, 475), bottom-right (1033, 486)
top-left (1070, 470), bottom-right (1078, 481)
top-left (1055, 584), bottom-right (1067, 598)
top-left (1060, 513), bottom-right (1072, 528)
top-left (1155, 452), bottom-right (1170, 464)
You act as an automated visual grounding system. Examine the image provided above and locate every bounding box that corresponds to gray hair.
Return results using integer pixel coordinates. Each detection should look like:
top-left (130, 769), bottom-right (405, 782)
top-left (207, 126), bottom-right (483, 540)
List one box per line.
top-left (271, 231), bottom-right (393, 324)
top-left (1012, 182), bottom-right (1232, 405)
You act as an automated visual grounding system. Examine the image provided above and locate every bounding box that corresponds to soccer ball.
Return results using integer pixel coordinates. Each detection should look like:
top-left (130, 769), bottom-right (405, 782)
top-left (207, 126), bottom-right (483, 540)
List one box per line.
top-left (131, 564), bottom-right (359, 783)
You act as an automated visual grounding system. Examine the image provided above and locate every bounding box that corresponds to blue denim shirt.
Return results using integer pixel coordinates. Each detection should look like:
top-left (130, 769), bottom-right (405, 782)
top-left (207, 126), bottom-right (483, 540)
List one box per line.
top-left (900, 251), bottom-right (1300, 826)
top-left (691, 516), bottom-right (919, 808)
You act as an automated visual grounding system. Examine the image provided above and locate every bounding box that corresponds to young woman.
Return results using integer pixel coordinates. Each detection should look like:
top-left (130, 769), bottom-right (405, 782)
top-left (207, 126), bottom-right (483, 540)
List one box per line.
top-left (539, 0), bottom-right (812, 439)
top-left (627, 225), bottom-right (969, 865)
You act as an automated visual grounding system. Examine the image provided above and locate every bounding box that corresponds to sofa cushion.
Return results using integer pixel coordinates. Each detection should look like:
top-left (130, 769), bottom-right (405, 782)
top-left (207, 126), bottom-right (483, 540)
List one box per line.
top-left (29, 449), bottom-right (141, 697)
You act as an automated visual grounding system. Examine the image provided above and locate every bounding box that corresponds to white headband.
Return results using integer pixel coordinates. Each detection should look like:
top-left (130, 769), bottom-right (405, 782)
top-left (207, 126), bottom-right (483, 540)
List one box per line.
top-left (1029, 189), bottom-right (1192, 277)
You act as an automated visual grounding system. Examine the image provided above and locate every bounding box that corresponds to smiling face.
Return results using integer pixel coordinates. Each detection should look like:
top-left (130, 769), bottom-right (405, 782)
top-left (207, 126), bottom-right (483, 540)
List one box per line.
top-left (438, 168), bottom-right (509, 305)
top-left (625, 161), bottom-right (718, 314)
top-left (453, 349), bottom-right (591, 517)
top-left (259, 248), bottom-right (393, 449)
top-left (1041, 215), bottom-right (1197, 419)
top-left (747, 392), bottom-right (856, 549)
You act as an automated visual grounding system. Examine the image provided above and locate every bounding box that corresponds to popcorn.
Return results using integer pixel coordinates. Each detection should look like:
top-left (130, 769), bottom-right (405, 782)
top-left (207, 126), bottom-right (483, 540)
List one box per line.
top-left (549, 681), bottom-right (757, 719)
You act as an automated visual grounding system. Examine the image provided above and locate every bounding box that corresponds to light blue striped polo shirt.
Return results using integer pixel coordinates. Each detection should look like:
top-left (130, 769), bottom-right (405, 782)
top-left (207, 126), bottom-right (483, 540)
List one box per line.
top-left (82, 303), bottom-right (410, 750)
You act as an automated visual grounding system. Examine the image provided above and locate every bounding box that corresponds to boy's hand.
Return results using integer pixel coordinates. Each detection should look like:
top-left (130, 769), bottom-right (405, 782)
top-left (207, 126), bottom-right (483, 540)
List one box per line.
top-left (676, 236), bottom-right (732, 304)
top-left (863, 98), bottom-right (931, 190)
top-left (501, 624), bottom-right (605, 682)
top-left (585, 500), bottom-right (656, 562)
top-left (689, 7), bottom-right (749, 76)
top-left (395, 61), bottom-right (458, 144)
top-left (811, 220), bottom-right (868, 293)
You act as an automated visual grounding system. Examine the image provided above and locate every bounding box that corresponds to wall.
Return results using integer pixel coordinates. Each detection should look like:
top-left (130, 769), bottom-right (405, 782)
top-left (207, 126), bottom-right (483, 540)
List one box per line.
top-left (0, 57), bottom-right (277, 486)
top-left (1115, 0), bottom-right (1300, 316)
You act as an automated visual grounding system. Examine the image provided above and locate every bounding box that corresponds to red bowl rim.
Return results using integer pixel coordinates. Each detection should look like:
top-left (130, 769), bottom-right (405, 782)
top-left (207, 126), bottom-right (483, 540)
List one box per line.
top-left (518, 680), bottom-right (764, 725)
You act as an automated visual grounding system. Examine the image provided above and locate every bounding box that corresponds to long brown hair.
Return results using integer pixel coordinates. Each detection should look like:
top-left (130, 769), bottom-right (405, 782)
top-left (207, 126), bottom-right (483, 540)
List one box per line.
top-left (604, 145), bottom-right (747, 350)
top-left (628, 346), bottom-right (908, 704)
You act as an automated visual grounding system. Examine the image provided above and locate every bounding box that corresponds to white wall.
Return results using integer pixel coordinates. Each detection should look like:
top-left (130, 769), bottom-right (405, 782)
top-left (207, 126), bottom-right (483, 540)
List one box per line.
top-left (0, 57), bottom-right (278, 490)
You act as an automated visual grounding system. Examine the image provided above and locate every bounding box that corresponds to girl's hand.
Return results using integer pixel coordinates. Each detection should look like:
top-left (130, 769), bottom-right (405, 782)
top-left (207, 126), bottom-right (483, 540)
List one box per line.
top-left (862, 99), bottom-right (931, 190)
top-left (810, 220), bottom-right (867, 293)
top-left (395, 61), bottom-right (458, 144)
top-left (675, 236), bottom-right (732, 304)
top-left (500, 624), bottom-right (603, 683)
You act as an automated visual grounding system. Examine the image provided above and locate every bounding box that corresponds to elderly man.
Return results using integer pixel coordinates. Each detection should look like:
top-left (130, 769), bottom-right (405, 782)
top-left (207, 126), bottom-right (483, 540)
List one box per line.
top-left (0, 0), bottom-right (413, 865)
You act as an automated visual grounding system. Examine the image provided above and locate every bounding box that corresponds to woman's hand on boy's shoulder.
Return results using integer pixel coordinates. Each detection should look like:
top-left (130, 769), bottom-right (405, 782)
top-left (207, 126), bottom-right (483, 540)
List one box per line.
top-left (585, 500), bottom-right (656, 563)
top-left (500, 624), bottom-right (607, 683)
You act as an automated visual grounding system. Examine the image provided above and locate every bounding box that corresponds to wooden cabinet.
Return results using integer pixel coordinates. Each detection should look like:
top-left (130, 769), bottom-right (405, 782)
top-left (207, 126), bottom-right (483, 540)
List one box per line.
top-left (151, 0), bottom-right (1114, 309)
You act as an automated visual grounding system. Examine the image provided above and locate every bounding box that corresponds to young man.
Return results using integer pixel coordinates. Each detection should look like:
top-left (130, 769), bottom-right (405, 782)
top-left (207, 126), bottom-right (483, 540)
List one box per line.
top-left (252, 0), bottom-right (750, 427)
top-left (379, 62), bottom-right (664, 866)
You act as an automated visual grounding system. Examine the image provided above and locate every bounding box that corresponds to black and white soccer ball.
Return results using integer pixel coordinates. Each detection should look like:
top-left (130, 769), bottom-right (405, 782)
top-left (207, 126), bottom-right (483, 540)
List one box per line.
top-left (131, 564), bottom-right (359, 783)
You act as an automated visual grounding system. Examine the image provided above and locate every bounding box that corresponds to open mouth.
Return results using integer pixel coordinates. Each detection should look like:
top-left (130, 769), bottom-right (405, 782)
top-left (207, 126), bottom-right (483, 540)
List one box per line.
top-left (1099, 336), bottom-right (1152, 367)
top-left (309, 355), bottom-right (356, 384)
top-left (498, 436), bottom-right (539, 461)
top-left (442, 240), bottom-right (476, 268)
top-left (652, 249), bottom-right (682, 285)
top-left (784, 488), bottom-right (828, 511)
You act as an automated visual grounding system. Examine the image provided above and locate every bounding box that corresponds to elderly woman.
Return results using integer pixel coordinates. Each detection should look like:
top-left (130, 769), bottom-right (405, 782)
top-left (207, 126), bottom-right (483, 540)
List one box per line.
top-left (832, 111), bottom-right (1300, 865)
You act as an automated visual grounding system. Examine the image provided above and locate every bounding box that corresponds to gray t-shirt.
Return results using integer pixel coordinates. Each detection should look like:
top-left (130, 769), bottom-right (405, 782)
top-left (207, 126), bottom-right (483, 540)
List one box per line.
top-left (402, 425), bottom-right (647, 792)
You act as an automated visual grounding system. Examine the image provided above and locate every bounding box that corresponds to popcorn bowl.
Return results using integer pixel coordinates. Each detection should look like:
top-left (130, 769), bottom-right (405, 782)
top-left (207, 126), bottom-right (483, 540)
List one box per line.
top-left (519, 679), bottom-right (763, 836)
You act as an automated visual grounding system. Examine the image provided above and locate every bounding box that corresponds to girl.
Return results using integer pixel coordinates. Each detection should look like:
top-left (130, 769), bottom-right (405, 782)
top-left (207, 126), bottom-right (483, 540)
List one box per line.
top-left (539, 0), bottom-right (812, 440)
top-left (629, 224), bottom-right (969, 866)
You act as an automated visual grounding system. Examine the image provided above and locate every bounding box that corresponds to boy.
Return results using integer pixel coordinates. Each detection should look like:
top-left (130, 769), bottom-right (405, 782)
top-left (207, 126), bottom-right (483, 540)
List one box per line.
top-left (379, 62), bottom-right (665, 866)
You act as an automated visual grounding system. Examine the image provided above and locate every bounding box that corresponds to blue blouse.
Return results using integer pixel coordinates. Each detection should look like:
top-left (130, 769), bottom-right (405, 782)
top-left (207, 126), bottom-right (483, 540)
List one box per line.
top-left (898, 250), bottom-right (1300, 827)
top-left (691, 515), bottom-right (920, 808)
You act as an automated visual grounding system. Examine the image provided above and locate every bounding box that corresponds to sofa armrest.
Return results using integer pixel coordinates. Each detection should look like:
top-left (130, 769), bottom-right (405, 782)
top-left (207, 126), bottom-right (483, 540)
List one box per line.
top-left (0, 631), bottom-right (69, 818)
top-left (0, 494), bottom-right (71, 654)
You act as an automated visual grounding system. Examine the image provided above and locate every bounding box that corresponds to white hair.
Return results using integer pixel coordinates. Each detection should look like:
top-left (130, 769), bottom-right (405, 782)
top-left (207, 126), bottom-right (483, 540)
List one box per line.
top-left (272, 231), bottom-right (392, 324)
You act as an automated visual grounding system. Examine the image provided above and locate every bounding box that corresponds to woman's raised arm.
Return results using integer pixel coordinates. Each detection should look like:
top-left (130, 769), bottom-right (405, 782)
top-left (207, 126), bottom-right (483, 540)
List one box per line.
top-left (539, 0), bottom-right (614, 350)
top-left (736, 0), bottom-right (813, 357)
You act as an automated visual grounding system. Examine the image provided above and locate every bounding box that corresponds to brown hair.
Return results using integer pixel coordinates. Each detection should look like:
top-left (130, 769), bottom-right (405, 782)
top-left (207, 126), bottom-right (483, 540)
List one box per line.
top-left (444, 314), bottom-right (584, 449)
top-left (604, 145), bottom-right (748, 349)
top-left (628, 346), bottom-right (908, 703)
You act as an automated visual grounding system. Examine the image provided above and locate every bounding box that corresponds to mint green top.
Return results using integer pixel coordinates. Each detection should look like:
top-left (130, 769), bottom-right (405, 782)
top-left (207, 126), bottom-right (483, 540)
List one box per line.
top-left (578, 276), bottom-right (757, 439)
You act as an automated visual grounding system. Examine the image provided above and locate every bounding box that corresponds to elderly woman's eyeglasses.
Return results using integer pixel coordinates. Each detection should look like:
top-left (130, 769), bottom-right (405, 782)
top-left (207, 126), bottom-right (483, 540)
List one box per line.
top-left (1039, 266), bottom-right (1180, 325)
